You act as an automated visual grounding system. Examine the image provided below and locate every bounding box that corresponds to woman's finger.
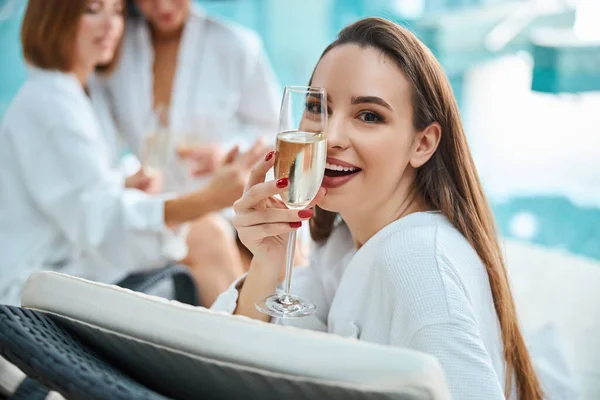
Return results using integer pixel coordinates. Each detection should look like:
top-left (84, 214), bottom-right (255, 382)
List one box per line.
top-left (178, 145), bottom-right (211, 160)
top-left (192, 165), bottom-right (213, 177)
top-left (222, 145), bottom-right (240, 164)
top-left (233, 176), bottom-right (289, 212)
top-left (245, 149), bottom-right (276, 191)
top-left (238, 221), bottom-right (303, 241)
top-left (233, 208), bottom-right (313, 228)
top-left (237, 138), bottom-right (269, 170)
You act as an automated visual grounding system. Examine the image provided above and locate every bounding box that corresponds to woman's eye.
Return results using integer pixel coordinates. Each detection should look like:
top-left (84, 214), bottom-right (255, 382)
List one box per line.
top-left (306, 102), bottom-right (323, 114)
top-left (358, 111), bottom-right (383, 123)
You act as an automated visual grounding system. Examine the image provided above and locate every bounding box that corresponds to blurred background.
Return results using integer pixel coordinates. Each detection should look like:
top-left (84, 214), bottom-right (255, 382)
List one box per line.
top-left (1, 0), bottom-right (599, 260)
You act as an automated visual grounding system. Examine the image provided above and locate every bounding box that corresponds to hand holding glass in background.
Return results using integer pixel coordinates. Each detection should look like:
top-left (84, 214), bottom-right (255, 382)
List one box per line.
top-left (141, 108), bottom-right (222, 194)
top-left (176, 117), bottom-right (225, 193)
top-left (142, 106), bottom-right (172, 179)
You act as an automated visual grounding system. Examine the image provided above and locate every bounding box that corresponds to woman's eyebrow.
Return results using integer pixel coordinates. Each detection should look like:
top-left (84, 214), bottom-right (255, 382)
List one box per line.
top-left (351, 96), bottom-right (393, 111)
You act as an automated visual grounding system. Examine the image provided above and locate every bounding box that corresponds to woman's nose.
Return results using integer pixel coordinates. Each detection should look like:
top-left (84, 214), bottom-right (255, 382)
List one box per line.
top-left (156, 0), bottom-right (174, 14)
top-left (326, 117), bottom-right (348, 150)
top-left (102, 12), bottom-right (122, 33)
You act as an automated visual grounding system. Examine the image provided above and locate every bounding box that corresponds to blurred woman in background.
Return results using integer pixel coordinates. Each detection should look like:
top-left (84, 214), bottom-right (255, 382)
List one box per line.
top-left (107, 0), bottom-right (280, 189)
top-left (102, 0), bottom-right (282, 268)
top-left (0, 0), bottom-right (265, 307)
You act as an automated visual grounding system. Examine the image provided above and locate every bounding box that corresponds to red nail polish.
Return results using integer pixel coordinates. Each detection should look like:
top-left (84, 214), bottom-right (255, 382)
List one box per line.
top-left (276, 178), bottom-right (289, 188)
top-left (298, 209), bottom-right (313, 219)
top-left (289, 221), bottom-right (302, 228)
top-left (265, 151), bottom-right (274, 162)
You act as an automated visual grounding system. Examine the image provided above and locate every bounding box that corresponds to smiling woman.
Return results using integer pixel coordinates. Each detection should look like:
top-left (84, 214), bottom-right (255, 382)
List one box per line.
top-left (214, 17), bottom-right (544, 400)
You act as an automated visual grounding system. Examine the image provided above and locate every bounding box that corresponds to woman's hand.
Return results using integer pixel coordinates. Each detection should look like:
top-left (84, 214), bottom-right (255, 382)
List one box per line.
top-left (231, 151), bottom-right (326, 320)
top-left (177, 143), bottom-right (224, 177)
top-left (205, 139), bottom-right (271, 210)
top-left (163, 140), bottom-right (270, 227)
top-left (125, 168), bottom-right (163, 194)
top-left (232, 150), bottom-right (327, 272)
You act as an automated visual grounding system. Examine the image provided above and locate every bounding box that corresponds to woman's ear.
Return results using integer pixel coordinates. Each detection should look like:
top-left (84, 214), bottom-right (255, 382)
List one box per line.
top-left (409, 122), bottom-right (441, 168)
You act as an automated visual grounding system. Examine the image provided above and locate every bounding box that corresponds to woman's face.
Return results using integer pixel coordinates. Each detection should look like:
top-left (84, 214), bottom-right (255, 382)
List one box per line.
top-left (75, 0), bottom-right (124, 70)
top-left (312, 44), bottom-right (428, 218)
top-left (134, 0), bottom-right (190, 34)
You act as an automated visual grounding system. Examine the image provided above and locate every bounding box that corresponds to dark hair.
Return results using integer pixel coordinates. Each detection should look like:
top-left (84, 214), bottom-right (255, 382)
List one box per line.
top-left (126, 0), bottom-right (142, 19)
top-left (310, 17), bottom-right (543, 400)
top-left (21, 0), bottom-right (124, 75)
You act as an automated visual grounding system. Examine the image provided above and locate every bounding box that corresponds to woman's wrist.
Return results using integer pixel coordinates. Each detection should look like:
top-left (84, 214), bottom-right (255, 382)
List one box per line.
top-left (235, 257), bottom-right (282, 320)
top-left (164, 190), bottom-right (220, 226)
top-left (246, 256), bottom-right (282, 290)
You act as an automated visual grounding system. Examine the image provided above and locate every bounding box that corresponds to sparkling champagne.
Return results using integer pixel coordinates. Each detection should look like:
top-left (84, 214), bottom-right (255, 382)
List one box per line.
top-left (275, 130), bottom-right (326, 208)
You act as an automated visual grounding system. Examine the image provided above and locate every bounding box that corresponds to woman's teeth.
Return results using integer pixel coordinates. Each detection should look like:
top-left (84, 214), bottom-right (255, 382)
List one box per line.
top-left (325, 162), bottom-right (358, 172)
top-left (324, 162), bottom-right (361, 178)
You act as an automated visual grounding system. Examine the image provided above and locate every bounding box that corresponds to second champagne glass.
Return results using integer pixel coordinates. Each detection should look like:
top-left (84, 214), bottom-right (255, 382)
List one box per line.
top-left (142, 106), bottom-right (172, 177)
top-left (255, 86), bottom-right (327, 319)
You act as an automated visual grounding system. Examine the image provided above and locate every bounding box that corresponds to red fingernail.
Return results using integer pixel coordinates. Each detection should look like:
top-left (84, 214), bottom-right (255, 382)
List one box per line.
top-left (265, 151), bottom-right (274, 162)
top-left (298, 209), bottom-right (313, 219)
top-left (289, 221), bottom-right (302, 228)
top-left (276, 178), bottom-right (289, 188)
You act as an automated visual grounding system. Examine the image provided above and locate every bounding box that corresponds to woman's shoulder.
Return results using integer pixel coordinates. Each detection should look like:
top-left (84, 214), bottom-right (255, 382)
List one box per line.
top-left (377, 211), bottom-right (476, 261)
top-left (5, 70), bottom-right (86, 132)
top-left (374, 212), bottom-right (489, 324)
top-left (375, 212), bottom-right (484, 290)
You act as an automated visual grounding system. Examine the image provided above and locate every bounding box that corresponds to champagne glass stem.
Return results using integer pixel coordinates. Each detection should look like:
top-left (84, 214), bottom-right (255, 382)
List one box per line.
top-left (282, 229), bottom-right (297, 299)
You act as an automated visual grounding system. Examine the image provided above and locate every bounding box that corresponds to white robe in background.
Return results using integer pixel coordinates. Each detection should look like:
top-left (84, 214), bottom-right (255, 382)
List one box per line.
top-left (0, 68), bottom-right (185, 306)
top-left (104, 5), bottom-right (281, 193)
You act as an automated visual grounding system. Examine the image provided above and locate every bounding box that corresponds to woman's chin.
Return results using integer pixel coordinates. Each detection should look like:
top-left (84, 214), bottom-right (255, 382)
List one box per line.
top-left (315, 194), bottom-right (337, 212)
top-left (97, 52), bottom-right (115, 66)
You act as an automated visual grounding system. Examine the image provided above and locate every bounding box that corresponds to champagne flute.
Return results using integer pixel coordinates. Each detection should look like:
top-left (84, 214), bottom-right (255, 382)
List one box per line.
top-left (176, 116), bottom-right (219, 193)
top-left (255, 86), bottom-right (327, 319)
top-left (177, 131), bottom-right (203, 193)
top-left (142, 106), bottom-right (172, 177)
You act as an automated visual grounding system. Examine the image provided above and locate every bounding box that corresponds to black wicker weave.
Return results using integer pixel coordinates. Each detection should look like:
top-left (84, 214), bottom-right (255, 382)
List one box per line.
top-left (0, 306), bottom-right (170, 400)
top-left (0, 263), bottom-right (198, 399)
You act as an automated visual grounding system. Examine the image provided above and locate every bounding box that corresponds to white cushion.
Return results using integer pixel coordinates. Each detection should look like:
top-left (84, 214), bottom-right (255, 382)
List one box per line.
top-left (21, 271), bottom-right (451, 400)
top-left (0, 356), bottom-right (25, 396)
top-left (505, 240), bottom-right (600, 400)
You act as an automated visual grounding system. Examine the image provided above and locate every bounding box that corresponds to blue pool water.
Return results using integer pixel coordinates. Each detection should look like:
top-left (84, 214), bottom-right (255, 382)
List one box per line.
top-left (1, 0), bottom-right (598, 261)
top-left (493, 197), bottom-right (600, 260)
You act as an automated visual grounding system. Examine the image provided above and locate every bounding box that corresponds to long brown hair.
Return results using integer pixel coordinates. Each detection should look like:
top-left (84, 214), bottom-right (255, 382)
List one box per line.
top-left (310, 17), bottom-right (542, 400)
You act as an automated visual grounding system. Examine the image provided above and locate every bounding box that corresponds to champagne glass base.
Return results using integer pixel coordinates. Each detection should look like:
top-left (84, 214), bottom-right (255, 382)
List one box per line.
top-left (255, 293), bottom-right (316, 319)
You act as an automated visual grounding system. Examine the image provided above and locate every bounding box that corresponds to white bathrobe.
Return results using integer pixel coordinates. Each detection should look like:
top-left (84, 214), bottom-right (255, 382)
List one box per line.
top-left (104, 5), bottom-right (281, 193)
top-left (0, 67), bottom-right (185, 306)
top-left (213, 212), bottom-right (578, 399)
top-left (213, 212), bottom-right (508, 399)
